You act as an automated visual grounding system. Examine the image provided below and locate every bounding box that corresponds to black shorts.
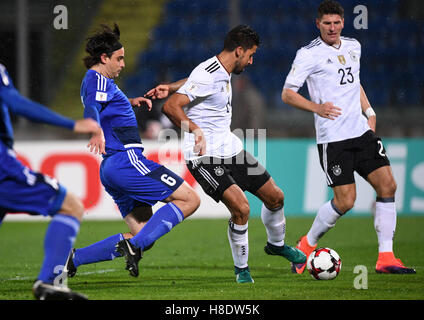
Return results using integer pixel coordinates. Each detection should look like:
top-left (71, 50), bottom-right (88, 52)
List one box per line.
top-left (187, 150), bottom-right (271, 202)
top-left (317, 130), bottom-right (391, 187)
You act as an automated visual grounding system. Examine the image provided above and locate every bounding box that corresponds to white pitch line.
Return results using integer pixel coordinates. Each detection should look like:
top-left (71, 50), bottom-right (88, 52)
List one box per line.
top-left (4, 268), bottom-right (117, 281)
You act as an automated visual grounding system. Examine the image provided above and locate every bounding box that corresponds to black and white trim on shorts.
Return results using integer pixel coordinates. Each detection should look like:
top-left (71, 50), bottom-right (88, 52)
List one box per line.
top-left (198, 166), bottom-right (219, 190)
top-left (322, 143), bottom-right (333, 185)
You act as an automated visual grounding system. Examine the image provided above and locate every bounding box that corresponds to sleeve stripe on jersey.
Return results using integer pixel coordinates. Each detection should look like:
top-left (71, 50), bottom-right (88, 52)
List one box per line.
top-left (305, 38), bottom-right (322, 49)
top-left (208, 65), bottom-right (220, 74)
top-left (205, 61), bottom-right (218, 72)
top-left (341, 36), bottom-right (357, 42)
top-left (96, 73), bottom-right (107, 92)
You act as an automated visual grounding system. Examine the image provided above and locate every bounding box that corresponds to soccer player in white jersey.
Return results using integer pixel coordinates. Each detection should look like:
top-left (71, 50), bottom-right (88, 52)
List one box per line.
top-left (282, 0), bottom-right (415, 274)
top-left (146, 25), bottom-right (306, 283)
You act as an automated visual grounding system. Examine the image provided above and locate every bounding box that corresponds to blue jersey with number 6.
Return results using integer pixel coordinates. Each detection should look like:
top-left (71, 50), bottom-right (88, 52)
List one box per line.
top-left (80, 69), bottom-right (183, 217)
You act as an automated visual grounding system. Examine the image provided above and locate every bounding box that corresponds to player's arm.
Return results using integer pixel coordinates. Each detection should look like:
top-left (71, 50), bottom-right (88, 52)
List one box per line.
top-left (144, 78), bottom-right (188, 100)
top-left (360, 85), bottom-right (376, 132)
top-left (162, 92), bottom-right (206, 156)
top-left (83, 101), bottom-right (106, 155)
top-left (0, 85), bottom-right (74, 129)
top-left (282, 48), bottom-right (341, 120)
top-left (0, 85), bottom-right (101, 135)
top-left (281, 87), bottom-right (341, 120)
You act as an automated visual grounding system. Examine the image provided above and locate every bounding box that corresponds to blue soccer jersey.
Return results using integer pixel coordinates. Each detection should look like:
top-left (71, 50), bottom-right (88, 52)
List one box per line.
top-left (0, 63), bottom-right (74, 218)
top-left (80, 69), bottom-right (184, 217)
top-left (80, 70), bottom-right (143, 155)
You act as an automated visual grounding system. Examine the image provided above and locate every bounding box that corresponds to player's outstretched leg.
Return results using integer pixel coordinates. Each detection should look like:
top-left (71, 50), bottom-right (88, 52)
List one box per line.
top-left (64, 206), bottom-right (156, 277)
top-left (116, 182), bottom-right (200, 277)
top-left (292, 199), bottom-right (342, 274)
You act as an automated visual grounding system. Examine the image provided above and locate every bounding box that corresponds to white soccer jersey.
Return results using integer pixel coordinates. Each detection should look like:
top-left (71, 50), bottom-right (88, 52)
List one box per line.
top-left (177, 56), bottom-right (243, 160)
top-left (284, 36), bottom-right (370, 144)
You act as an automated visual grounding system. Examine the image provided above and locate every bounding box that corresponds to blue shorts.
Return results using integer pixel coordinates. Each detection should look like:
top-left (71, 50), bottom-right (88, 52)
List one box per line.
top-left (0, 146), bottom-right (67, 217)
top-left (100, 148), bottom-right (184, 218)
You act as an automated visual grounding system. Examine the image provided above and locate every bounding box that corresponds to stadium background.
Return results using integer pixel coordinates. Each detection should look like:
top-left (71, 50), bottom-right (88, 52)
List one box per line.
top-left (1, 0), bottom-right (423, 220)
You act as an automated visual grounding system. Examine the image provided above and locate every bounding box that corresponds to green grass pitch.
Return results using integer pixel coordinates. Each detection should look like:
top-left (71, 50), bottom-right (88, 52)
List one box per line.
top-left (0, 216), bottom-right (423, 300)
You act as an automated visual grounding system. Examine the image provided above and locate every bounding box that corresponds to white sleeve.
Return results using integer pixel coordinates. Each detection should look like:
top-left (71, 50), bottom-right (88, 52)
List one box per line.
top-left (283, 48), bottom-right (316, 91)
top-left (177, 68), bottom-right (217, 102)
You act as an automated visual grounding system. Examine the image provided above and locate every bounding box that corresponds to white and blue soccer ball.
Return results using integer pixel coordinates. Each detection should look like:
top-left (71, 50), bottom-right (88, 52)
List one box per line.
top-left (307, 247), bottom-right (342, 280)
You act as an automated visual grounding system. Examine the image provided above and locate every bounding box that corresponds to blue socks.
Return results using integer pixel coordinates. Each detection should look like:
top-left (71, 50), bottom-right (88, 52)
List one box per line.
top-left (69, 203), bottom-right (184, 270)
top-left (38, 214), bottom-right (80, 284)
top-left (73, 233), bottom-right (124, 267)
top-left (130, 202), bottom-right (184, 250)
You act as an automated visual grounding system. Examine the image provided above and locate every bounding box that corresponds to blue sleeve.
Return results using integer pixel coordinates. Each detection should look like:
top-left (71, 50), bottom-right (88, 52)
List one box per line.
top-left (81, 83), bottom-right (102, 123)
top-left (0, 85), bottom-right (75, 130)
top-left (83, 102), bottom-right (101, 123)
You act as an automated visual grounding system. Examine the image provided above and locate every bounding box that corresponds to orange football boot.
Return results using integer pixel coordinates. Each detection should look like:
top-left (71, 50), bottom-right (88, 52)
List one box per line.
top-left (291, 235), bottom-right (317, 274)
top-left (375, 252), bottom-right (416, 274)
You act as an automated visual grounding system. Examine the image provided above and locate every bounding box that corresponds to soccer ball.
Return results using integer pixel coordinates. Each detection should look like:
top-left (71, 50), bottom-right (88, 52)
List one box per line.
top-left (307, 247), bottom-right (342, 280)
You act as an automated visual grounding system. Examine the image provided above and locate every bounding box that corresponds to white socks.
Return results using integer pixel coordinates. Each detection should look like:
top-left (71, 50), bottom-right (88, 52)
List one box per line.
top-left (374, 199), bottom-right (396, 252)
top-left (227, 220), bottom-right (249, 269)
top-left (307, 200), bottom-right (342, 246)
top-left (261, 204), bottom-right (286, 247)
top-left (305, 197), bottom-right (397, 252)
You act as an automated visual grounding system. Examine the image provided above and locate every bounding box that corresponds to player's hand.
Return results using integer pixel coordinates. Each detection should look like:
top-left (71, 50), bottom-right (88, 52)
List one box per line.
top-left (144, 84), bottom-right (170, 100)
top-left (193, 128), bottom-right (206, 156)
top-left (316, 102), bottom-right (342, 120)
top-left (87, 129), bottom-right (106, 155)
top-left (367, 115), bottom-right (376, 132)
top-left (130, 97), bottom-right (152, 111)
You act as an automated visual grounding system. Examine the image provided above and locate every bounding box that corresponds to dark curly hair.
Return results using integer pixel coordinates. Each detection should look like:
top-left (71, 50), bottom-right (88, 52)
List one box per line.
top-left (83, 23), bottom-right (122, 69)
top-left (223, 25), bottom-right (260, 52)
top-left (317, 0), bottom-right (344, 19)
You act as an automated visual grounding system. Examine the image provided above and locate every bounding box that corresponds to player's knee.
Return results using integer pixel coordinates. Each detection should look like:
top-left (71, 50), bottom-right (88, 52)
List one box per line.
top-left (375, 177), bottom-right (397, 198)
top-left (175, 183), bottom-right (200, 217)
top-left (383, 179), bottom-right (397, 197)
top-left (339, 198), bottom-right (355, 213)
top-left (61, 192), bottom-right (84, 221)
top-left (264, 187), bottom-right (285, 210)
top-left (232, 200), bottom-right (250, 221)
top-left (189, 190), bottom-right (201, 212)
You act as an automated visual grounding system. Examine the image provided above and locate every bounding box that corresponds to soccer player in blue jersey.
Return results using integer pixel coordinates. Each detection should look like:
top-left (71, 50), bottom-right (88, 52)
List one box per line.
top-left (0, 63), bottom-right (101, 299)
top-left (65, 24), bottom-right (200, 278)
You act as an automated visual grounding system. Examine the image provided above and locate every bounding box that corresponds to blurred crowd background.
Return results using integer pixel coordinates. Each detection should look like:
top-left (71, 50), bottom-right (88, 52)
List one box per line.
top-left (1, 0), bottom-right (423, 140)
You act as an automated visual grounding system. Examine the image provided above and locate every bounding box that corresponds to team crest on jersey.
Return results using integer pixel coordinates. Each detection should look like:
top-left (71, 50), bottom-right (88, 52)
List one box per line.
top-left (349, 50), bottom-right (358, 62)
top-left (337, 55), bottom-right (346, 65)
top-left (332, 165), bottom-right (342, 176)
top-left (214, 166), bottom-right (224, 176)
